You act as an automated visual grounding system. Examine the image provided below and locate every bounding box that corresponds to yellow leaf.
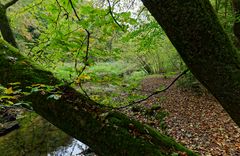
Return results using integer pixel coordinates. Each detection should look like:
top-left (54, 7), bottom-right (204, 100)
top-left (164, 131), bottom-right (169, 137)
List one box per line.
top-left (79, 74), bottom-right (91, 80)
top-left (21, 61), bottom-right (29, 65)
top-left (31, 84), bottom-right (45, 87)
top-left (89, 38), bottom-right (95, 43)
top-left (91, 95), bottom-right (100, 101)
top-left (5, 87), bottom-right (13, 94)
top-left (8, 82), bottom-right (21, 85)
top-left (75, 78), bottom-right (81, 84)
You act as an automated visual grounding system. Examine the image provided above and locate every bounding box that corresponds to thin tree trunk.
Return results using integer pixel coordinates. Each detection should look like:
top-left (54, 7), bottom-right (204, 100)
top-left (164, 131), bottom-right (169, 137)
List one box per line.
top-left (232, 0), bottom-right (240, 47)
top-left (142, 0), bottom-right (240, 126)
top-left (215, 0), bottom-right (222, 13)
top-left (0, 3), bottom-right (18, 48)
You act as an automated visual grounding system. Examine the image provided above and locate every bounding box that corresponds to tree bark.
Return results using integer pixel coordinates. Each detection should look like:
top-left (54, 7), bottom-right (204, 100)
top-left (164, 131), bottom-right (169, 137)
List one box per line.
top-left (0, 39), bottom-right (197, 155)
top-left (0, 3), bottom-right (18, 48)
top-left (141, 0), bottom-right (240, 126)
top-left (4, 0), bottom-right (19, 9)
top-left (232, 0), bottom-right (240, 47)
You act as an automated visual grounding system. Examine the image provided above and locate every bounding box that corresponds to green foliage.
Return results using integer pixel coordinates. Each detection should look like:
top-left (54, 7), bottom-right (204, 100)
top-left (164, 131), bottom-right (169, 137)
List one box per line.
top-left (75, 61), bottom-right (146, 106)
top-left (155, 111), bottom-right (169, 130)
top-left (0, 81), bottom-right (62, 110)
top-left (177, 72), bottom-right (205, 93)
top-left (210, 0), bottom-right (236, 41)
top-left (25, 0), bottom-right (135, 67)
top-left (122, 21), bottom-right (183, 75)
top-left (0, 84), bottom-right (22, 106)
top-left (5, 0), bottom-right (186, 108)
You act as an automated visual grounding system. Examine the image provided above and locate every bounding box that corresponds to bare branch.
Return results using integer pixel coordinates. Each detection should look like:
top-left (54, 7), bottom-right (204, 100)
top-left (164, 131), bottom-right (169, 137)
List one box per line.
top-left (116, 69), bottom-right (189, 109)
top-left (137, 6), bottom-right (146, 18)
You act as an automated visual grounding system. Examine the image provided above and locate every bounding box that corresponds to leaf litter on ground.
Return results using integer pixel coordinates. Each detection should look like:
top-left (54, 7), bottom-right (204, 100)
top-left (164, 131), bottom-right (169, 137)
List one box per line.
top-left (121, 76), bottom-right (240, 156)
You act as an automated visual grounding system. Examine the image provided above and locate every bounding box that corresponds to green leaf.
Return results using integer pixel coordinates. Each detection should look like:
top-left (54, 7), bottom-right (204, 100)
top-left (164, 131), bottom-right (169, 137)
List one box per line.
top-left (14, 102), bottom-right (33, 110)
top-left (47, 94), bottom-right (61, 100)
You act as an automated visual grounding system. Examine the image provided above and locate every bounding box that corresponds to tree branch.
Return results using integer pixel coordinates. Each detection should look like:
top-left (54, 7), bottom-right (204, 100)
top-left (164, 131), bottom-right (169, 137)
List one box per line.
top-left (67, 0), bottom-right (91, 98)
top-left (68, 0), bottom-right (81, 21)
top-left (106, 0), bottom-right (124, 31)
top-left (117, 69), bottom-right (189, 109)
top-left (55, 0), bottom-right (69, 23)
top-left (4, 0), bottom-right (19, 9)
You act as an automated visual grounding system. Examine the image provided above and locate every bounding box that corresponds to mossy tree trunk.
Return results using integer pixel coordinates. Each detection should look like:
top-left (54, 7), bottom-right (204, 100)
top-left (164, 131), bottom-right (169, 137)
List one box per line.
top-left (0, 39), bottom-right (197, 155)
top-left (232, 0), bottom-right (240, 46)
top-left (142, 0), bottom-right (240, 126)
top-left (215, 0), bottom-right (222, 13)
top-left (0, 0), bottom-right (18, 48)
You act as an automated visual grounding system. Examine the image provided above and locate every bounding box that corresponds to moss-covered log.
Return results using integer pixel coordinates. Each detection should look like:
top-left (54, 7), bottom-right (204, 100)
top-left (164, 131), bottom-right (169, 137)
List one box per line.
top-left (0, 39), bottom-right (197, 155)
top-left (142, 0), bottom-right (240, 127)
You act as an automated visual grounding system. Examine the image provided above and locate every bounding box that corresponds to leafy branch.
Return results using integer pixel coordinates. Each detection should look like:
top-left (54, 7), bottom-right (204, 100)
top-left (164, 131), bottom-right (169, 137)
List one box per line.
top-left (106, 0), bottom-right (124, 31)
top-left (67, 0), bottom-right (91, 98)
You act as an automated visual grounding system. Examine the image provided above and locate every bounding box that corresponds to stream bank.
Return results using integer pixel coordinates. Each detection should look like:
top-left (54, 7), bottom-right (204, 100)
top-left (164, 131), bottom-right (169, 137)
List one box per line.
top-left (0, 109), bottom-right (94, 156)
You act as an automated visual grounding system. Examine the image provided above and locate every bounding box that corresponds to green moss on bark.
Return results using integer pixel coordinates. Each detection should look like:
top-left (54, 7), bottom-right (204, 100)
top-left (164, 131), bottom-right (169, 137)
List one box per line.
top-left (0, 39), bottom-right (58, 87)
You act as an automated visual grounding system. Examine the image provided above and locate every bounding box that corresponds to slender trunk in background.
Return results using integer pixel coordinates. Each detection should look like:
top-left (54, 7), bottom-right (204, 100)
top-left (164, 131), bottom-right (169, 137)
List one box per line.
top-left (215, 0), bottom-right (222, 13)
top-left (0, 3), bottom-right (18, 48)
top-left (142, 0), bottom-right (240, 127)
top-left (232, 0), bottom-right (240, 47)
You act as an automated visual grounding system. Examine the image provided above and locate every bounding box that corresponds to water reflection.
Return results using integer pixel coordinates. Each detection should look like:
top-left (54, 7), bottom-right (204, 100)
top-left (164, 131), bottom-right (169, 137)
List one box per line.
top-left (49, 139), bottom-right (93, 156)
top-left (0, 111), bottom-right (96, 156)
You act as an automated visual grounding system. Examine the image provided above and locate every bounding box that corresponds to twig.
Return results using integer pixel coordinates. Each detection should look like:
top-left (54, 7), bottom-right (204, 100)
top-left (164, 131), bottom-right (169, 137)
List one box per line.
top-left (68, 0), bottom-right (81, 21)
top-left (73, 29), bottom-right (91, 98)
top-left (137, 6), bottom-right (146, 18)
top-left (127, 0), bottom-right (136, 10)
top-left (16, 0), bottom-right (43, 15)
top-left (78, 81), bottom-right (91, 99)
top-left (67, 0), bottom-right (91, 98)
top-left (55, 0), bottom-right (69, 23)
top-left (106, 0), bottom-right (124, 31)
top-left (74, 36), bottom-right (87, 72)
top-left (78, 30), bottom-right (90, 75)
top-left (116, 69), bottom-right (189, 109)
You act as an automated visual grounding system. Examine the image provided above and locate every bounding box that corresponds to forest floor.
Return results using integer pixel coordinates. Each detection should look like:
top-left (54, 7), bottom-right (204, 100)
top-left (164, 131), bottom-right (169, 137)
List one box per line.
top-left (123, 76), bottom-right (240, 156)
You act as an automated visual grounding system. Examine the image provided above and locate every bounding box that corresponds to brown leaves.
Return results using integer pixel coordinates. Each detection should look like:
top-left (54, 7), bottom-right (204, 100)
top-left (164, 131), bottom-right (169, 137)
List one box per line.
top-left (123, 76), bottom-right (240, 155)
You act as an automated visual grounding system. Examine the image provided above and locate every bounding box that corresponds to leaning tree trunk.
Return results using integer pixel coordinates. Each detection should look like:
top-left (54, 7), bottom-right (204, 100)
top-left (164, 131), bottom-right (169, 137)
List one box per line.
top-left (0, 2), bottom-right (18, 48)
top-left (0, 39), bottom-right (197, 156)
top-left (142, 0), bottom-right (240, 126)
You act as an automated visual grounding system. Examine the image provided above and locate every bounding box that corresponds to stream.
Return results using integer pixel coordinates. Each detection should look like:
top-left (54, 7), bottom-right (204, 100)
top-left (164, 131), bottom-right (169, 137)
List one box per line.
top-left (48, 139), bottom-right (90, 156)
top-left (0, 110), bottom-right (95, 156)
